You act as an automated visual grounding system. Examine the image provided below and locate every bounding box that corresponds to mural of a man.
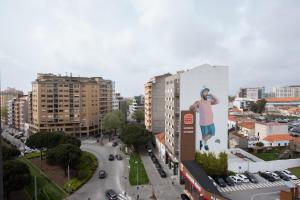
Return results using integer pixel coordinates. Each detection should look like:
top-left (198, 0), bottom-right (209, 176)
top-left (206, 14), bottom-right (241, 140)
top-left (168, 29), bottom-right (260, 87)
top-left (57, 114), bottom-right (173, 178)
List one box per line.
top-left (189, 87), bottom-right (219, 151)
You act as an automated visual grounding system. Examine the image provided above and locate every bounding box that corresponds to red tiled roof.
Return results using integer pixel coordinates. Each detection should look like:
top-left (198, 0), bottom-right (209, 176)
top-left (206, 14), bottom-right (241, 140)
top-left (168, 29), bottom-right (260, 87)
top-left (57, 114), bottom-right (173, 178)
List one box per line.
top-left (228, 115), bottom-right (237, 121)
top-left (155, 132), bottom-right (165, 145)
top-left (241, 121), bottom-right (255, 129)
top-left (266, 98), bottom-right (300, 102)
top-left (263, 134), bottom-right (294, 142)
top-left (256, 122), bottom-right (286, 126)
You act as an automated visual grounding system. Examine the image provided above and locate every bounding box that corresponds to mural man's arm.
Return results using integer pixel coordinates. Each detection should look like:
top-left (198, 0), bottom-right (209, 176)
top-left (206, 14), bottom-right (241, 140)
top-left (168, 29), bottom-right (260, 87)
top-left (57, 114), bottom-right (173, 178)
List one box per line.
top-left (211, 95), bottom-right (219, 105)
top-left (189, 101), bottom-right (199, 112)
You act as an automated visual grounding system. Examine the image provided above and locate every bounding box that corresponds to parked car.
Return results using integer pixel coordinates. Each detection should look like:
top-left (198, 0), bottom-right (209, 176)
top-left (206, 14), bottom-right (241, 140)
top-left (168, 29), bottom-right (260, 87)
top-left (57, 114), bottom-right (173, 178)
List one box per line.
top-left (274, 171), bottom-right (290, 181)
top-left (259, 171), bottom-right (276, 182)
top-left (237, 174), bottom-right (250, 183)
top-left (180, 194), bottom-right (191, 200)
top-left (115, 154), bottom-right (123, 160)
top-left (151, 155), bottom-right (157, 163)
top-left (159, 170), bottom-right (167, 178)
top-left (155, 162), bottom-right (161, 170)
top-left (108, 154), bottom-right (115, 161)
top-left (265, 171), bottom-right (280, 181)
top-left (244, 171), bottom-right (258, 183)
top-left (99, 170), bottom-right (106, 179)
top-left (208, 176), bottom-right (218, 187)
top-left (229, 175), bottom-right (242, 185)
top-left (117, 192), bottom-right (129, 200)
top-left (112, 142), bottom-right (118, 147)
top-left (216, 178), bottom-right (226, 187)
top-left (282, 170), bottom-right (298, 180)
top-left (105, 189), bottom-right (118, 200)
top-left (225, 176), bottom-right (235, 186)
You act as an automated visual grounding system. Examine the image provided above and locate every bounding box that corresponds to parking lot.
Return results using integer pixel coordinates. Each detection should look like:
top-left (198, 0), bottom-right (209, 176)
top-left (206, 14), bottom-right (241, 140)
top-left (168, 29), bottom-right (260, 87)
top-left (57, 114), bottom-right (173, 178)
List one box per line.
top-left (219, 173), bottom-right (300, 193)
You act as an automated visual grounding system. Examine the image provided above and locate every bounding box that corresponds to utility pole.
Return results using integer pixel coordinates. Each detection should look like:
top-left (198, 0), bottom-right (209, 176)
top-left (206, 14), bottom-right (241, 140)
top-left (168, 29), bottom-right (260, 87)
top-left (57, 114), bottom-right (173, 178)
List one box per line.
top-left (0, 72), bottom-right (4, 200)
top-left (34, 176), bottom-right (37, 200)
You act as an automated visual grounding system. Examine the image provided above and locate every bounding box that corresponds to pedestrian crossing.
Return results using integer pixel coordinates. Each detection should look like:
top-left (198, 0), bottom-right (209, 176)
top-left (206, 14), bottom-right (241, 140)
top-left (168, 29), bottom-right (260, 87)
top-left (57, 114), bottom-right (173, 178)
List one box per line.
top-left (219, 179), bottom-right (300, 193)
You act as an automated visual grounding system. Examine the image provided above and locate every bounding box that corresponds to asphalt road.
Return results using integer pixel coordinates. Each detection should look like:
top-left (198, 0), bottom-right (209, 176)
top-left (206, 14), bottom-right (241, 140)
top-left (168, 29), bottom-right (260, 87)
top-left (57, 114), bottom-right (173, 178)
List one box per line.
top-left (69, 140), bottom-right (128, 200)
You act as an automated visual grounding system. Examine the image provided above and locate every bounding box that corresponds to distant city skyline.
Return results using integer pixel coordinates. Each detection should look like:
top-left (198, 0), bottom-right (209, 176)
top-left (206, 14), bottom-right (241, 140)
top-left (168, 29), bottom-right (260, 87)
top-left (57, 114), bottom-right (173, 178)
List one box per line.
top-left (1, 0), bottom-right (300, 96)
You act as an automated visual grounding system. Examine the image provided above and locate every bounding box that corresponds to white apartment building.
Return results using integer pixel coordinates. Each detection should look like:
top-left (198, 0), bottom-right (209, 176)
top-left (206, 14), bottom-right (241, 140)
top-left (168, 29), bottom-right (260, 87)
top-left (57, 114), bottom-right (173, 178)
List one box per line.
top-left (273, 85), bottom-right (300, 98)
top-left (112, 92), bottom-right (123, 111)
top-left (238, 87), bottom-right (265, 100)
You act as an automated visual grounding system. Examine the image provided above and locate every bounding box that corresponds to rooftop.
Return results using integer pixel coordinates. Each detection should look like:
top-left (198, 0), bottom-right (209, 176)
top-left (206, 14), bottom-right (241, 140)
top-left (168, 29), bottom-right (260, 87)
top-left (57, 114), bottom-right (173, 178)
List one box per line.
top-left (256, 122), bottom-right (287, 126)
top-left (266, 98), bottom-right (300, 103)
top-left (240, 121), bottom-right (255, 129)
top-left (263, 134), bottom-right (294, 142)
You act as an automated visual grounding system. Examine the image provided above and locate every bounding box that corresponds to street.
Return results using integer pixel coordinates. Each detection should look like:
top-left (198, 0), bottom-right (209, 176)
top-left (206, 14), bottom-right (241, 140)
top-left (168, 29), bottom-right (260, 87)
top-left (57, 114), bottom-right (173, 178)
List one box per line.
top-left (69, 138), bottom-right (129, 200)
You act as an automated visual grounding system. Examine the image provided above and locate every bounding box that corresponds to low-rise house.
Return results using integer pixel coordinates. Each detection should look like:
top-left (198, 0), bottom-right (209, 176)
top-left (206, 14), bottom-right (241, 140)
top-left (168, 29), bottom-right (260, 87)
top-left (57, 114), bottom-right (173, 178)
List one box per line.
top-left (289, 137), bottom-right (300, 153)
top-left (255, 122), bottom-right (288, 140)
top-left (240, 121), bottom-right (255, 136)
top-left (262, 134), bottom-right (294, 147)
top-left (229, 132), bottom-right (248, 149)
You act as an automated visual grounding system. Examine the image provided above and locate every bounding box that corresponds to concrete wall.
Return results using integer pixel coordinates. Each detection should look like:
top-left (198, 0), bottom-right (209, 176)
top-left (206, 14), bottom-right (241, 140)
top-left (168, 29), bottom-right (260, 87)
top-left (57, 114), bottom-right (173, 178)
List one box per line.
top-left (255, 123), bottom-right (288, 139)
top-left (229, 158), bottom-right (300, 173)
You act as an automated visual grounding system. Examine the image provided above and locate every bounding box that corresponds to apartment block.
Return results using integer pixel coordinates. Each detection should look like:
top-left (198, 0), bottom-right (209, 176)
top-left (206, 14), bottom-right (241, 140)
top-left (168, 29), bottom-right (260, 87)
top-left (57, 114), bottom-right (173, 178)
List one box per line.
top-left (237, 87), bottom-right (265, 100)
top-left (7, 96), bottom-right (29, 131)
top-left (144, 73), bottom-right (171, 133)
top-left (129, 95), bottom-right (144, 116)
top-left (164, 72), bottom-right (181, 174)
top-left (29, 73), bottom-right (113, 137)
top-left (273, 85), bottom-right (300, 98)
top-left (1, 87), bottom-right (23, 109)
top-left (112, 92), bottom-right (124, 111)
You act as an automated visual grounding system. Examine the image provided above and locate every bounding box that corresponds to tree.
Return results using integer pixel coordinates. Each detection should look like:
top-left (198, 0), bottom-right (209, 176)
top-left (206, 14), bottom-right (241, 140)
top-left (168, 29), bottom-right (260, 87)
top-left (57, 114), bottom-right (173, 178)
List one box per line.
top-left (120, 124), bottom-right (151, 149)
top-left (4, 160), bottom-right (31, 198)
top-left (102, 111), bottom-right (125, 141)
top-left (195, 151), bottom-right (228, 178)
top-left (1, 106), bottom-right (8, 119)
top-left (250, 99), bottom-right (266, 113)
top-left (26, 132), bottom-right (81, 168)
top-left (47, 144), bottom-right (81, 176)
top-left (256, 142), bottom-right (264, 147)
top-left (132, 109), bottom-right (145, 123)
top-left (3, 146), bottom-right (20, 160)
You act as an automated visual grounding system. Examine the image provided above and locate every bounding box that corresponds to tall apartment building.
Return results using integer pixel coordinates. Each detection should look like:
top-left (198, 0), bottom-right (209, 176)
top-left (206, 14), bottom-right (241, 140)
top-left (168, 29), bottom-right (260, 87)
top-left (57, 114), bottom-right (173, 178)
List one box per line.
top-left (237, 87), bottom-right (265, 100)
top-left (144, 73), bottom-right (171, 133)
top-left (1, 87), bottom-right (23, 109)
top-left (29, 73), bottom-right (113, 137)
top-left (7, 96), bottom-right (29, 131)
top-left (164, 72), bottom-right (181, 174)
top-left (273, 85), bottom-right (300, 98)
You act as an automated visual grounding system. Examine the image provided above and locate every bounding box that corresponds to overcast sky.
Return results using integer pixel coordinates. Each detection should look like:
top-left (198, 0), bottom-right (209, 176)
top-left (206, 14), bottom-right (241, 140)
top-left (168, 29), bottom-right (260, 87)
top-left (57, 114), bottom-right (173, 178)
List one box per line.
top-left (1, 0), bottom-right (300, 96)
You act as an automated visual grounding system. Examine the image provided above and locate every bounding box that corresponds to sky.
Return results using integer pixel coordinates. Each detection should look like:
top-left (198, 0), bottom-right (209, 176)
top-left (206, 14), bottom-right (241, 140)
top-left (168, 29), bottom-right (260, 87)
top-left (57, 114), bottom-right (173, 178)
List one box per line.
top-left (0, 0), bottom-right (300, 97)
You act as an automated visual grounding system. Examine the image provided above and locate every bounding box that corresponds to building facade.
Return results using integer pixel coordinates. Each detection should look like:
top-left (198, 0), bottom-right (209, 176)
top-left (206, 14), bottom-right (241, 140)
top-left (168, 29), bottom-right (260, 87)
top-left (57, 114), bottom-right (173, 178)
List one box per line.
top-left (129, 95), bottom-right (144, 116)
top-left (112, 92), bottom-right (124, 111)
top-left (238, 87), bottom-right (265, 100)
top-left (255, 122), bottom-right (289, 140)
top-left (164, 73), bottom-right (181, 174)
top-left (29, 73), bottom-right (113, 137)
top-left (144, 73), bottom-right (171, 133)
top-left (273, 85), bottom-right (300, 98)
top-left (1, 87), bottom-right (23, 109)
top-left (7, 96), bottom-right (29, 131)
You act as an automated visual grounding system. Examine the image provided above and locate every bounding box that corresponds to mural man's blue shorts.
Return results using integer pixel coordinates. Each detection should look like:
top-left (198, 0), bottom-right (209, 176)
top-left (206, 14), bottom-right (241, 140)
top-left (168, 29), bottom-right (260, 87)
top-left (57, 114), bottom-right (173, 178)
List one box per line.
top-left (200, 124), bottom-right (215, 137)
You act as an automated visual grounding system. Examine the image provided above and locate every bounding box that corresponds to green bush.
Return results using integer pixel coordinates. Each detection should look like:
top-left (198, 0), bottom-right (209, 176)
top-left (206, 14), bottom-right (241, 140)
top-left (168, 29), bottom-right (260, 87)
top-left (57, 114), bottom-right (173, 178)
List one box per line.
top-left (63, 151), bottom-right (98, 193)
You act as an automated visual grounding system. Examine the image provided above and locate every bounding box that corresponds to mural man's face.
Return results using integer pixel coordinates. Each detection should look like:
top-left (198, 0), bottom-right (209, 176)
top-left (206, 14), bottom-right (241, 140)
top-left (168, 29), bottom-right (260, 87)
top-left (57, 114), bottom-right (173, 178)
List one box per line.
top-left (202, 90), bottom-right (209, 100)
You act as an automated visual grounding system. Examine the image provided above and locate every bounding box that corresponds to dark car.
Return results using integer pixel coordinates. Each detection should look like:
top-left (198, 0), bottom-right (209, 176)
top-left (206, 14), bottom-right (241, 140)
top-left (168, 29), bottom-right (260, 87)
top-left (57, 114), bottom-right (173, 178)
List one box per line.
top-left (151, 155), bottom-right (157, 162)
top-left (112, 142), bottom-right (118, 147)
top-left (180, 194), bottom-right (191, 200)
top-left (115, 154), bottom-right (123, 160)
top-left (105, 189), bottom-right (117, 200)
top-left (159, 170), bottom-right (167, 178)
top-left (155, 162), bottom-right (161, 170)
top-left (244, 171), bottom-right (258, 183)
top-left (259, 171), bottom-right (276, 182)
top-left (225, 176), bottom-right (235, 186)
top-left (99, 170), bottom-right (106, 179)
top-left (108, 154), bottom-right (115, 161)
top-left (216, 178), bottom-right (226, 187)
top-left (274, 171), bottom-right (290, 181)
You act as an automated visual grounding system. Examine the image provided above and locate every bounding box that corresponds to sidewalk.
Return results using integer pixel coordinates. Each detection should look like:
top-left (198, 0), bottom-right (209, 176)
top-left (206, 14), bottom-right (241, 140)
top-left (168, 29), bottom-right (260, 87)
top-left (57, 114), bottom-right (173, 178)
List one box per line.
top-left (139, 146), bottom-right (183, 200)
